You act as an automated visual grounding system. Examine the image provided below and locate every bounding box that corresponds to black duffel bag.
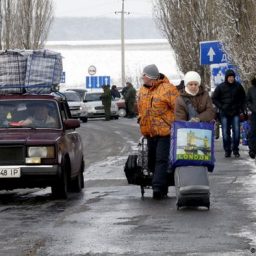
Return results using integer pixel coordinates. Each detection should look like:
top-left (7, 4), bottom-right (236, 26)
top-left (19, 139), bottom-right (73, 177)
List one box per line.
top-left (124, 154), bottom-right (145, 185)
top-left (124, 154), bottom-right (174, 187)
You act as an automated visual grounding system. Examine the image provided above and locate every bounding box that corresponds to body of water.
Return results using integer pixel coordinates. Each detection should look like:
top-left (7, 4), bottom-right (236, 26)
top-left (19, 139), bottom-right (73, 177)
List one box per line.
top-left (46, 39), bottom-right (181, 89)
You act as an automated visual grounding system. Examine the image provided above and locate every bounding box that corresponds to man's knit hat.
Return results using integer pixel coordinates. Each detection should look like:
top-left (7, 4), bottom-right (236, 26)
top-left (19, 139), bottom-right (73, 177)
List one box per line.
top-left (184, 71), bottom-right (201, 86)
top-left (225, 69), bottom-right (236, 79)
top-left (224, 69), bottom-right (236, 83)
top-left (142, 64), bottom-right (160, 80)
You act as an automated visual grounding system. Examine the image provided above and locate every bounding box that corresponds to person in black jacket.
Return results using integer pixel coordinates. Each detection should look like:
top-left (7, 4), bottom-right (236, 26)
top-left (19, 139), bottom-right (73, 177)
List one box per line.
top-left (212, 69), bottom-right (246, 158)
top-left (110, 85), bottom-right (121, 99)
top-left (247, 75), bottom-right (256, 159)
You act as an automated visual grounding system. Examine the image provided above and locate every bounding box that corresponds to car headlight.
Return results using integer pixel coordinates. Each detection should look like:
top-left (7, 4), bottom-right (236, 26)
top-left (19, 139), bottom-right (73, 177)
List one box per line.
top-left (27, 146), bottom-right (55, 158)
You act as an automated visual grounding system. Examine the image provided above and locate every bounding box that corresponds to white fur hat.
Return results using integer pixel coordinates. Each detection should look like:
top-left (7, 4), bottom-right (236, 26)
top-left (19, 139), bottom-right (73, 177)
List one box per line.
top-left (184, 71), bottom-right (201, 86)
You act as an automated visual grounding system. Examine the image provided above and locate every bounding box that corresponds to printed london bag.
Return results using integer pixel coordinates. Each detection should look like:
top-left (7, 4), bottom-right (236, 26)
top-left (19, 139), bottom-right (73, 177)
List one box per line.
top-left (170, 121), bottom-right (215, 172)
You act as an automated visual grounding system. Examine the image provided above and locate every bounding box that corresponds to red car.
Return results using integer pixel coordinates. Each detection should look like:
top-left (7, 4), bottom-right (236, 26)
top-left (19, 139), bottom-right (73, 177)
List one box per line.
top-left (115, 98), bottom-right (138, 117)
top-left (0, 94), bottom-right (84, 199)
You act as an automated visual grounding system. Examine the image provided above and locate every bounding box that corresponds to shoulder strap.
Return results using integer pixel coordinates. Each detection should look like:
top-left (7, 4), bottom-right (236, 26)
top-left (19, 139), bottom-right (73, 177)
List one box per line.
top-left (182, 96), bottom-right (191, 106)
top-left (181, 96), bottom-right (198, 119)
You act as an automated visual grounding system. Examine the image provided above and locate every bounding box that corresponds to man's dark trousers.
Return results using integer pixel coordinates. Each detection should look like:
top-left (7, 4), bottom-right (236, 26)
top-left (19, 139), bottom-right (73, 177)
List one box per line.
top-left (147, 135), bottom-right (170, 192)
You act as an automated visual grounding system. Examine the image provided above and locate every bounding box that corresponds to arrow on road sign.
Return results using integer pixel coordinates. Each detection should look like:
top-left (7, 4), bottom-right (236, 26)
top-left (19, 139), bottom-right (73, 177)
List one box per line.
top-left (207, 47), bottom-right (215, 62)
top-left (86, 76), bottom-right (111, 89)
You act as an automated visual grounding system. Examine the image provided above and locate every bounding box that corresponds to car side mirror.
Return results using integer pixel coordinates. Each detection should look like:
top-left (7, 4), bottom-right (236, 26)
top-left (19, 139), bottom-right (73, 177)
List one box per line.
top-left (64, 119), bottom-right (80, 129)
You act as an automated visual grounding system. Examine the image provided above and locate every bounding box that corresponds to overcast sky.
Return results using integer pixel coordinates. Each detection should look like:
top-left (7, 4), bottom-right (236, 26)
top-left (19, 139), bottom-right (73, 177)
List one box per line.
top-left (53, 0), bottom-right (153, 18)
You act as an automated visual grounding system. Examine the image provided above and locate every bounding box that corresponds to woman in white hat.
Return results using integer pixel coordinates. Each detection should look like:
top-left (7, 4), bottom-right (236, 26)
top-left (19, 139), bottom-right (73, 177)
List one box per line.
top-left (175, 71), bottom-right (215, 122)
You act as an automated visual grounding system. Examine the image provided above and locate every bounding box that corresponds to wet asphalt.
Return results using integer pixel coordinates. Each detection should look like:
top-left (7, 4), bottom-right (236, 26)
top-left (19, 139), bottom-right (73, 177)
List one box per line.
top-left (0, 118), bottom-right (255, 256)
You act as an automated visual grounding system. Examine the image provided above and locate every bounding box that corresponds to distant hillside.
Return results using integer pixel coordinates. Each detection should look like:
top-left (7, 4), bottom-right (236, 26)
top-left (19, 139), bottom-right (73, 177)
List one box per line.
top-left (47, 17), bottom-right (163, 41)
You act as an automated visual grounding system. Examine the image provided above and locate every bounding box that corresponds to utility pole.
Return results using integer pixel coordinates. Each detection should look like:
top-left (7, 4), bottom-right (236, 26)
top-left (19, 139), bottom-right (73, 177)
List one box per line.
top-left (115, 0), bottom-right (130, 87)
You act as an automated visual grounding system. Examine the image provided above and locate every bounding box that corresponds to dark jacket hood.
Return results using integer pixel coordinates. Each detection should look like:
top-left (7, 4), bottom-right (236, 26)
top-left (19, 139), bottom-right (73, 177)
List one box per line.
top-left (225, 69), bottom-right (236, 82)
top-left (251, 77), bottom-right (256, 87)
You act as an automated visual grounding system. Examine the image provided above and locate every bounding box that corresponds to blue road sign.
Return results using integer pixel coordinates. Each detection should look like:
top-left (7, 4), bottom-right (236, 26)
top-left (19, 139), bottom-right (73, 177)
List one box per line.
top-left (200, 41), bottom-right (228, 65)
top-left (60, 71), bottom-right (65, 83)
top-left (211, 64), bottom-right (241, 87)
top-left (86, 76), bottom-right (111, 89)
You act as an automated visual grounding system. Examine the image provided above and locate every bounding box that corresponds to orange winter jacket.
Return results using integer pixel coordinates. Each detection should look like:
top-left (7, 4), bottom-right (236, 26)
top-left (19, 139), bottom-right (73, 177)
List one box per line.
top-left (137, 74), bottom-right (179, 137)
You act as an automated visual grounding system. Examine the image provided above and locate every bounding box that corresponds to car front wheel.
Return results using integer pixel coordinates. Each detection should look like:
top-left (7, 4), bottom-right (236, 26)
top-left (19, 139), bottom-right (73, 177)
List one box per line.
top-left (70, 159), bottom-right (84, 192)
top-left (70, 171), bottom-right (84, 193)
top-left (51, 160), bottom-right (68, 199)
top-left (80, 117), bottom-right (88, 123)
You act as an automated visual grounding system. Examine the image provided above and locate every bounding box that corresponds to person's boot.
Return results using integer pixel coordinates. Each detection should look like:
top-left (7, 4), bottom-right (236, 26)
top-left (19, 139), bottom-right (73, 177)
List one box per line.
top-left (153, 190), bottom-right (163, 200)
top-left (153, 187), bottom-right (164, 200)
top-left (249, 151), bottom-right (256, 159)
top-left (233, 151), bottom-right (240, 158)
top-left (225, 151), bottom-right (231, 158)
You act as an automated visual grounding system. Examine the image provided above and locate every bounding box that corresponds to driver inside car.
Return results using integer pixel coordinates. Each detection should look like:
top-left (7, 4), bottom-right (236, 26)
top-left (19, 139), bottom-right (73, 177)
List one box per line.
top-left (19, 104), bottom-right (58, 128)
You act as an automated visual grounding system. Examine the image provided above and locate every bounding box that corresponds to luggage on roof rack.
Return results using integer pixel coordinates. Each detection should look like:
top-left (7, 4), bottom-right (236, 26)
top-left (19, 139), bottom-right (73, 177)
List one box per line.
top-left (0, 50), bottom-right (27, 94)
top-left (0, 49), bottom-right (63, 95)
top-left (25, 49), bottom-right (63, 94)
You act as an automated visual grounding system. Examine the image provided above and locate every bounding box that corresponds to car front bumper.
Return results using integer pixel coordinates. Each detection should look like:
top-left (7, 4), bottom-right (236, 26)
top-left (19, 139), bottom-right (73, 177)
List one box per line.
top-left (70, 110), bottom-right (88, 118)
top-left (0, 165), bottom-right (61, 190)
top-left (87, 111), bottom-right (118, 118)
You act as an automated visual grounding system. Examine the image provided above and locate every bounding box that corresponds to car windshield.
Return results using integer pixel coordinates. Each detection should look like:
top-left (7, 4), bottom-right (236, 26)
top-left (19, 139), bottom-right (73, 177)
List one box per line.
top-left (85, 93), bottom-right (101, 101)
top-left (67, 89), bottom-right (87, 100)
top-left (63, 92), bottom-right (81, 102)
top-left (0, 100), bottom-right (61, 129)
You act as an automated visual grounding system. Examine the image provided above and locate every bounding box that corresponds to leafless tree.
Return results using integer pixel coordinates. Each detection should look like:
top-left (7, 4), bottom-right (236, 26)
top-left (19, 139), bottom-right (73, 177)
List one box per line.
top-left (1, 0), bottom-right (53, 49)
top-left (154, 0), bottom-right (219, 88)
top-left (215, 0), bottom-right (256, 89)
top-left (154, 0), bottom-right (256, 89)
top-left (1, 0), bottom-right (15, 49)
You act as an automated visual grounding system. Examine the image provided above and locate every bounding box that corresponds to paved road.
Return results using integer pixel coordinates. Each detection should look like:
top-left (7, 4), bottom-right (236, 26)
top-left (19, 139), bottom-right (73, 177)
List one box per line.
top-left (0, 118), bottom-right (255, 256)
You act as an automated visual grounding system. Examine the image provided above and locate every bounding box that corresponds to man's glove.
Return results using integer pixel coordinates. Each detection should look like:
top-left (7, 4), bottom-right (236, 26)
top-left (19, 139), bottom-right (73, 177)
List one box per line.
top-left (189, 117), bottom-right (200, 122)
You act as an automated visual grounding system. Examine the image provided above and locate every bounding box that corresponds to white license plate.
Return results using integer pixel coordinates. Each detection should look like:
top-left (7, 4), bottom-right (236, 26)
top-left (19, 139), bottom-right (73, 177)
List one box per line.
top-left (0, 167), bottom-right (21, 178)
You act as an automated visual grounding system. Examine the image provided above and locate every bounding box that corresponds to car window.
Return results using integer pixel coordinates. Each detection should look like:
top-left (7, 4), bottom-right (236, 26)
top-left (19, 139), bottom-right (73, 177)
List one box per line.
top-left (0, 100), bottom-right (61, 128)
top-left (63, 92), bottom-right (81, 102)
top-left (60, 102), bottom-right (71, 120)
top-left (67, 89), bottom-right (87, 100)
top-left (85, 93), bottom-right (101, 101)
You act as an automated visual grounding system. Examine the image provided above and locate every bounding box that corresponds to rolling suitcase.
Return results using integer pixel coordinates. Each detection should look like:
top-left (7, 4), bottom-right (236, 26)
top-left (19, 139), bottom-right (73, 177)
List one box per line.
top-left (174, 166), bottom-right (210, 210)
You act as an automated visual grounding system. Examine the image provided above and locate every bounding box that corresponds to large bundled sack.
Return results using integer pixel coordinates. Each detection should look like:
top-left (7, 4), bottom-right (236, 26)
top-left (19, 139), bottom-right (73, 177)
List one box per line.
top-left (240, 120), bottom-right (250, 146)
top-left (0, 50), bottom-right (27, 94)
top-left (25, 49), bottom-right (63, 94)
top-left (170, 121), bottom-right (215, 172)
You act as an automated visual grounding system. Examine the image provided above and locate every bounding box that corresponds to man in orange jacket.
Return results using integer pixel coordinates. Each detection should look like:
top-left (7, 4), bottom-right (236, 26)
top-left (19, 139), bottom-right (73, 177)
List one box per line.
top-left (137, 64), bottom-right (179, 199)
